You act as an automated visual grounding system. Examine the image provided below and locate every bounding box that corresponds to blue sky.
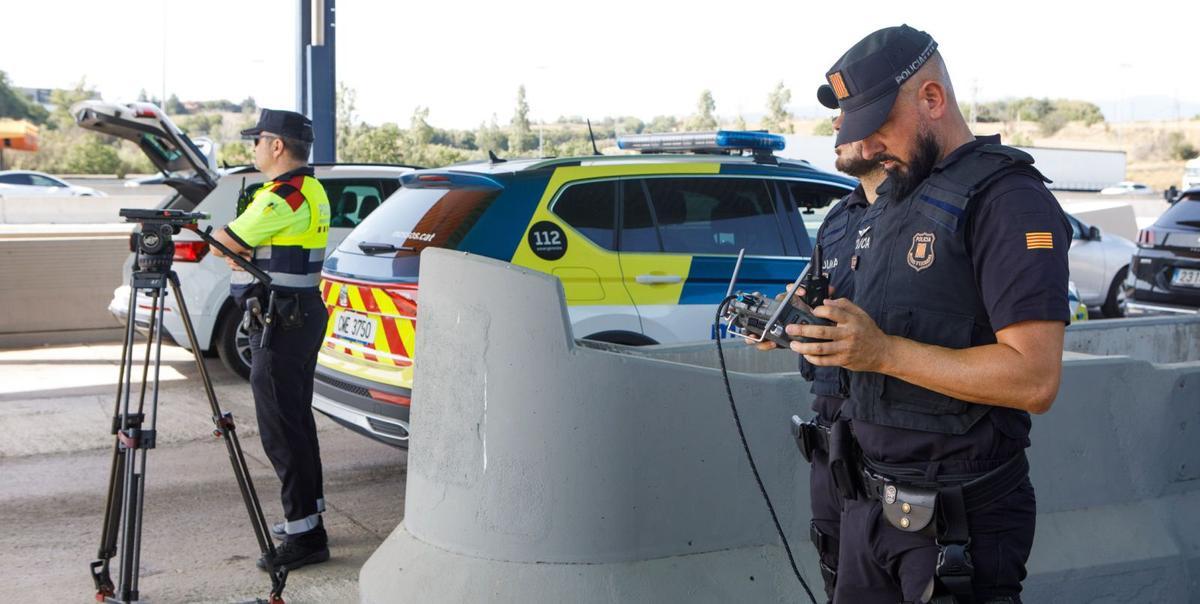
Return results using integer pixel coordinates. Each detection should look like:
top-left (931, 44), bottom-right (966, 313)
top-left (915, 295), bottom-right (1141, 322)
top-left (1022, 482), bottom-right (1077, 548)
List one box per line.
top-left (5, 0), bottom-right (1198, 128)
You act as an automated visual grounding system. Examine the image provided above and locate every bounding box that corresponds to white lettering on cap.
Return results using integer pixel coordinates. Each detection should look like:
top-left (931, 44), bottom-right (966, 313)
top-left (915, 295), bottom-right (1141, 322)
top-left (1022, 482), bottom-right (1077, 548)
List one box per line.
top-left (893, 39), bottom-right (938, 85)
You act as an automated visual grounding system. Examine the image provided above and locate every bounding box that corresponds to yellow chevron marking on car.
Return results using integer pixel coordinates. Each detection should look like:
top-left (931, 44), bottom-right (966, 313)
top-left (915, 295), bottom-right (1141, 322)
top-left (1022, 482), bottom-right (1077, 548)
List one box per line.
top-left (510, 162), bottom-right (717, 304)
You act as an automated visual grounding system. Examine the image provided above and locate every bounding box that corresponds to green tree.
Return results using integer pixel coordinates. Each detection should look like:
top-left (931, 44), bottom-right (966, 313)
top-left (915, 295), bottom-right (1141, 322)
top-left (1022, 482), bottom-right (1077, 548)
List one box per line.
top-left (476, 114), bottom-right (507, 154)
top-left (341, 123), bottom-right (404, 163)
top-left (47, 79), bottom-right (97, 130)
top-left (64, 136), bottom-right (121, 174)
top-left (812, 119), bottom-right (834, 136)
top-left (647, 115), bottom-right (679, 133)
top-left (687, 90), bottom-right (718, 131)
top-left (240, 96), bottom-right (257, 113)
top-left (509, 85), bottom-right (533, 154)
top-left (409, 106), bottom-right (434, 147)
top-left (219, 141), bottom-right (254, 166)
top-left (0, 71), bottom-right (48, 124)
top-left (733, 115), bottom-right (747, 130)
top-left (164, 94), bottom-right (186, 115)
top-left (761, 81), bottom-right (794, 133)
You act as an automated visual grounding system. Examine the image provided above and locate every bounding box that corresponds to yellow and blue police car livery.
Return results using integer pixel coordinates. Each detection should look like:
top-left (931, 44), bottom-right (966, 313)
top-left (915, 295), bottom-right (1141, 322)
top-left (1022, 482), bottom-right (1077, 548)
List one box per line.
top-left (312, 132), bottom-right (857, 445)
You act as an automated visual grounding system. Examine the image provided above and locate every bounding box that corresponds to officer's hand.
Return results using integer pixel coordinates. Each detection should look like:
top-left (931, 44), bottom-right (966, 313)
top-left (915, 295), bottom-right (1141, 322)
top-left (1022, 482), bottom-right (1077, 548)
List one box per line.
top-left (785, 298), bottom-right (892, 372)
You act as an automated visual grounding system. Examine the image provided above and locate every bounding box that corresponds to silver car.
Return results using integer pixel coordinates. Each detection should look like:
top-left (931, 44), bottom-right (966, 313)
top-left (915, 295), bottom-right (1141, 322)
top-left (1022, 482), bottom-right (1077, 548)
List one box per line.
top-left (1065, 212), bottom-right (1136, 317)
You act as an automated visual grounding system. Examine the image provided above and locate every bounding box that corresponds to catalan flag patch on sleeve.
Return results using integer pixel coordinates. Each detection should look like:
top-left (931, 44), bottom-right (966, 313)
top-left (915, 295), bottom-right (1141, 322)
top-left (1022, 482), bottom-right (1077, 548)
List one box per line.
top-left (1025, 231), bottom-right (1054, 250)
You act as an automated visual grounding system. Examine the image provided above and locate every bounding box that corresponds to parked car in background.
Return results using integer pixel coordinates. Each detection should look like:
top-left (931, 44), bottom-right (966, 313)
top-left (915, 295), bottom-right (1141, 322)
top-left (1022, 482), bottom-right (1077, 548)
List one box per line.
top-left (1127, 187), bottom-right (1200, 314)
top-left (0, 170), bottom-right (105, 197)
top-left (1100, 181), bottom-right (1154, 196)
top-left (1064, 212), bottom-right (1136, 317)
top-left (1182, 157), bottom-right (1200, 192)
top-left (73, 100), bottom-right (417, 378)
top-left (313, 131), bottom-right (857, 447)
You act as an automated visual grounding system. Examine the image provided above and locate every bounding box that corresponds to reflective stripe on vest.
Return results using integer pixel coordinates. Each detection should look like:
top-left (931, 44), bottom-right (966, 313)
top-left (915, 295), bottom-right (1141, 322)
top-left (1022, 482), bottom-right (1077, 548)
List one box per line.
top-left (254, 174), bottom-right (330, 290)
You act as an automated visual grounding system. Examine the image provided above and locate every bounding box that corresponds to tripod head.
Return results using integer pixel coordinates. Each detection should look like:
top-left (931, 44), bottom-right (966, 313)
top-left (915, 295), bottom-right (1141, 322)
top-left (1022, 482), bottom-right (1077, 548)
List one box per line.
top-left (120, 208), bottom-right (209, 274)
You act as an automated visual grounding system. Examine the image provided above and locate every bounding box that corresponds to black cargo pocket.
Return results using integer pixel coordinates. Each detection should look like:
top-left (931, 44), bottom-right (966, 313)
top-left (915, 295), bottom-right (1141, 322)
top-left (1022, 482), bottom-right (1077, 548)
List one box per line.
top-left (881, 306), bottom-right (973, 415)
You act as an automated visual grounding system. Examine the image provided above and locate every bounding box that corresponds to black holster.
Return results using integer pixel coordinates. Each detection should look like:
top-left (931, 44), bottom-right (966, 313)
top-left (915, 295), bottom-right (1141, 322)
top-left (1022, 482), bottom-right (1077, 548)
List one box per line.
top-left (827, 418), bottom-right (860, 500)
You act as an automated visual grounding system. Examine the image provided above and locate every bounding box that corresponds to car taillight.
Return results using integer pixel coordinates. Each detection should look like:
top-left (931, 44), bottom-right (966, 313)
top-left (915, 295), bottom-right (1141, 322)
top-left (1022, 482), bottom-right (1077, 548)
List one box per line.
top-left (173, 241), bottom-right (210, 262)
top-left (369, 389), bottom-right (411, 406)
top-left (1137, 228), bottom-right (1156, 248)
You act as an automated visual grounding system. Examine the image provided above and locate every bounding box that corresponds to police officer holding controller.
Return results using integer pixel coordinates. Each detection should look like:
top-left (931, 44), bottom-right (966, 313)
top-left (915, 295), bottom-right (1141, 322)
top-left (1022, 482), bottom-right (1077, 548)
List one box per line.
top-left (212, 109), bottom-right (333, 572)
top-left (758, 129), bottom-right (886, 601)
top-left (786, 26), bottom-right (1071, 603)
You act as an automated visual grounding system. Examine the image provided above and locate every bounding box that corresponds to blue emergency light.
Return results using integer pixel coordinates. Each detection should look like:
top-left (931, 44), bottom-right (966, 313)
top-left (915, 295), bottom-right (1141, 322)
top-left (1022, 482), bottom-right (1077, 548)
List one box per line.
top-left (616, 130), bottom-right (787, 154)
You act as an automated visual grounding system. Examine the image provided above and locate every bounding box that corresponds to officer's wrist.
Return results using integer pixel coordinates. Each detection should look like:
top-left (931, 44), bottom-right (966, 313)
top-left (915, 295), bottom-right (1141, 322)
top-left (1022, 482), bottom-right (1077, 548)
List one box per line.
top-left (873, 334), bottom-right (901, 375)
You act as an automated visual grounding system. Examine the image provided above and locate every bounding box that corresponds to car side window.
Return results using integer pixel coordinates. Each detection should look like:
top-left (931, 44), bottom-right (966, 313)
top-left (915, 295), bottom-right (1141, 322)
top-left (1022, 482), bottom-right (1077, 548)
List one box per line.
top-left (788, 182), bottom-right (848, 214)
top-left (0, 173), bottom-right (33, 185)
top-left (321, 179), bottom-right (398, 228)
top-left (30, 174), bottom-right (64, 187)
top-left (640, 177), bottom-right (786, 256)
top-left (551, 181), bottom-right (617, 250)
top-left (1068, 216), bottom-right (1083, 239)
top-left (619, 179), bottom-right (662, 252)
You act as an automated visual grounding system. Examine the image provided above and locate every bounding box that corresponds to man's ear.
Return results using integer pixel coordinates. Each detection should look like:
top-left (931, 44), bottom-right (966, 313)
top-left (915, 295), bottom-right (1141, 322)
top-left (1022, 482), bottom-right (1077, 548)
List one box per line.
top-left (921, 80), bottom-right (948, 120)
top-left (272, 138), bottom-right (286, 159)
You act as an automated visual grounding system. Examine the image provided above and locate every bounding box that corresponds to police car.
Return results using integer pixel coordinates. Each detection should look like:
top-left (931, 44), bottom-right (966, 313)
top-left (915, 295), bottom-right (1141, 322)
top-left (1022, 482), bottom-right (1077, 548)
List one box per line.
top-left (313, 131), bottom-right (856, 446)
top-left (72, 101), bottom-right (417, 378)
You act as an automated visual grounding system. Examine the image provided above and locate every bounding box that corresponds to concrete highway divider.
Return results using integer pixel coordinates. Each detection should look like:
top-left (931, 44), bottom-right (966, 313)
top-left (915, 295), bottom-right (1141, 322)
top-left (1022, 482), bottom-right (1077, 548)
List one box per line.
top-left (0, 194), bottom-right (160, 224)
top-left (360, 249), bottom-right (1200, 603)
top-left (0, 225), bottom-right (132, 339)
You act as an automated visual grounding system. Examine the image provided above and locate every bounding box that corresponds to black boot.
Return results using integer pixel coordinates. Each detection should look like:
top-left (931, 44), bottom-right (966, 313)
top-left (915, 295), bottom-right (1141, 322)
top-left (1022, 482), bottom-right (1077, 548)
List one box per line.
top-left (258, 526), bottom-right (329, 572)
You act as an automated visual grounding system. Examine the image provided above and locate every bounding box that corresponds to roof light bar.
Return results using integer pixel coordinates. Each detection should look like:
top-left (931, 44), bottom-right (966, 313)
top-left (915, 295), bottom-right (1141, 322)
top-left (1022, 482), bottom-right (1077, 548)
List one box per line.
top-left (616, 130), bottom-right (786, 154)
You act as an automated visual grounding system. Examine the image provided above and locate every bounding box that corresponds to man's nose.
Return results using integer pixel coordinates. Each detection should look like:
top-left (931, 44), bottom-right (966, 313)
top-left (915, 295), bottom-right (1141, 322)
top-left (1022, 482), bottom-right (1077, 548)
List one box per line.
top-left (860, 135), bottom-right (884, 160)
top-left (832, 113), bottom-right (844, 132)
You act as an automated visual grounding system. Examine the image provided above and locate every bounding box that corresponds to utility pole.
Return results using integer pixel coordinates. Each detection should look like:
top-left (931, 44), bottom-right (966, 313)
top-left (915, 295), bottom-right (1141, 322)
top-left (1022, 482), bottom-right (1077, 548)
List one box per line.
top-left (299, 0), bottom-right (336, 162)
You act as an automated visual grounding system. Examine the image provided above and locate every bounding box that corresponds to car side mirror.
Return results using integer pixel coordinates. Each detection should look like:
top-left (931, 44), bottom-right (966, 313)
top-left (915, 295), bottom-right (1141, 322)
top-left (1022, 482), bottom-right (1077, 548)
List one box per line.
top-left (1088, 225), bottom-right (1101, 241)
top-left (1165, 185), bottom-right (1178, 203)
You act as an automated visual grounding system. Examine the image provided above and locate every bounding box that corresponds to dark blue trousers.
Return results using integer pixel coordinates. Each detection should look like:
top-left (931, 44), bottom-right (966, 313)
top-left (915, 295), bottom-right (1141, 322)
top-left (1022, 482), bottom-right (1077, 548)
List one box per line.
top-left (249, 291), bottom-right (328, 530)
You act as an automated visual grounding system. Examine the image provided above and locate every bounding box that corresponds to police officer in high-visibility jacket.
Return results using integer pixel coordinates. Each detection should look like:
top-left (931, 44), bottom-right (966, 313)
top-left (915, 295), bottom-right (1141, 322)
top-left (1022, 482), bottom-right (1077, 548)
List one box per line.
top-left (212, 109), bottom-right (332, 572)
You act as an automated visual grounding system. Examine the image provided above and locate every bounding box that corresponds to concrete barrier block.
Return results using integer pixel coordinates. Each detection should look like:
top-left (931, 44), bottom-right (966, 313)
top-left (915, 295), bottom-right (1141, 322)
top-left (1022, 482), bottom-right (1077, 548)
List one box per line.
top-left (362, 249), bottom-right (1200, 603)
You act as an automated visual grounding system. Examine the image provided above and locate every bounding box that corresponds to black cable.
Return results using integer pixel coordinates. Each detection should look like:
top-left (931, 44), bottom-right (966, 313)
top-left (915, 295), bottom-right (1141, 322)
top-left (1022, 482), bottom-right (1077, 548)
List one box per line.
top-left (715, 296), bottom-right (817, 604)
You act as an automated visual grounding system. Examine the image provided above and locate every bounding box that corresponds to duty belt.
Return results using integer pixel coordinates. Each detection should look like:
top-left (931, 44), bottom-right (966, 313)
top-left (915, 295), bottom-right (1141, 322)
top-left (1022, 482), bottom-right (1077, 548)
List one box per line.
top-left (790, 415), bottom-right (831, 463)
top-left (859, 451), bottom-right (1029, 603)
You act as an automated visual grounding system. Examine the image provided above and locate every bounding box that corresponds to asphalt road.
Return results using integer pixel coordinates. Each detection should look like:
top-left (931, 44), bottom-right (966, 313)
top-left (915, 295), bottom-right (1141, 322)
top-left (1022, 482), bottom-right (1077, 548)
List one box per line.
top-left (0, 338), bottom-right (408, 603)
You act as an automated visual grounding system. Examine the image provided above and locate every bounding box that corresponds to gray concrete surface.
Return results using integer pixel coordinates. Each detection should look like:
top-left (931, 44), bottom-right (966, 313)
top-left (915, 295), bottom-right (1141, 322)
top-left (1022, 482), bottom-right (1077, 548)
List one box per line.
top-left (0, 194), bottom-right (162, 224)
top-left (0, 226), bottom-right (131, 335)
top-left (361, 249), bottom-right (1200, 603)
top-left (0, 338), bottom-right (406, 603)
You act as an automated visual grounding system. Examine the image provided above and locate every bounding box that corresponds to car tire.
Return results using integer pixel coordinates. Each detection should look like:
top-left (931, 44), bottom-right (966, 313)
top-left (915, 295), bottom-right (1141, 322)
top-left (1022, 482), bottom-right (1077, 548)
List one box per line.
top-left (216, 309), bottom-right (253, 380)
top-left (1101, 266), bottom-right (1130, 318)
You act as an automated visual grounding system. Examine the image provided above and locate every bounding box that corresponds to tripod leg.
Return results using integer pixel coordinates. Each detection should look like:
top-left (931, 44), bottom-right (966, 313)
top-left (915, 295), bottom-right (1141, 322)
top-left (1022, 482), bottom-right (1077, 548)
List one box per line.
top-left (168, 273), bottom-right (287, 601)
top-left (91, 280), bottom-right (143, 599)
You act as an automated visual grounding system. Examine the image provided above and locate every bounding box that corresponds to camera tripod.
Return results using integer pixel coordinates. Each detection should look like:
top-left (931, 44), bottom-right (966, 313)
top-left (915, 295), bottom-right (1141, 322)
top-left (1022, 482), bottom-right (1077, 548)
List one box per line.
top-left (90, 209), bottom-right (286, 604)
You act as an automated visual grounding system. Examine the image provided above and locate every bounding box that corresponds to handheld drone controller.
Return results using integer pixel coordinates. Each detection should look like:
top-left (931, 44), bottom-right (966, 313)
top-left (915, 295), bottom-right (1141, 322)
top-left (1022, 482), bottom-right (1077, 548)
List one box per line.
top-left (721, 243), bottom-right (834, 348)
top-left (723, 292), bottom-right (833, 347)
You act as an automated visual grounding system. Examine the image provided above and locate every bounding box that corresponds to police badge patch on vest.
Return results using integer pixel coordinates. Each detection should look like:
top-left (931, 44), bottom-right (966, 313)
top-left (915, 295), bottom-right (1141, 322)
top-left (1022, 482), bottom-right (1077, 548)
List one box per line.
top-left (906, 232), bottom-right (936, 271)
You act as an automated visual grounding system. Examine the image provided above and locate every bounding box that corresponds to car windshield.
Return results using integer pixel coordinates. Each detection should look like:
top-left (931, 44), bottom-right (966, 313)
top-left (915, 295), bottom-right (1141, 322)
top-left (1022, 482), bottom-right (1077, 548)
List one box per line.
top-left (339, 186), bottom-right (500, 257)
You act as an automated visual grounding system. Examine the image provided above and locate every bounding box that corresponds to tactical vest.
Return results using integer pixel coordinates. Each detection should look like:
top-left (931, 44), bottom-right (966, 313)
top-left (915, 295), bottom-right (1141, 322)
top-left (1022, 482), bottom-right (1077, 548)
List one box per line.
top-left (801, 190), bottom-right (868, 399)
top-left (845, 143), bottom-right (1047, 434)
top-left (252, 174), bottom-right (331, 291)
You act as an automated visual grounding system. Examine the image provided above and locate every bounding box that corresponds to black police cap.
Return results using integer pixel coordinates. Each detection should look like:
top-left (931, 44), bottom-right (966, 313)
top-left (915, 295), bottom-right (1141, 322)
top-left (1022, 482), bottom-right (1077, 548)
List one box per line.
top-left (240, 109), bottom-right (315, 143)
top-left (818, 25), bottom-right (938, 145)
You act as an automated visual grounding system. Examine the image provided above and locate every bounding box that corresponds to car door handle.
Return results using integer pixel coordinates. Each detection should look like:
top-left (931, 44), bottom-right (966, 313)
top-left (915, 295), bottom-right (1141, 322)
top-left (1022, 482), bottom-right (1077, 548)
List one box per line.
top-left (635, 274), bottom-right (682, 284)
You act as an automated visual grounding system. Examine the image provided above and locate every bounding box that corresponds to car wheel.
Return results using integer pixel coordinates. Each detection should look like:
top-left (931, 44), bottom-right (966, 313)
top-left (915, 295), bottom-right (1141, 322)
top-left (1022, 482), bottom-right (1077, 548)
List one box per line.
top-left (1101, 266), bottom-right (1131, 318)
top-left (216, 309), bottom-right (252, 380)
